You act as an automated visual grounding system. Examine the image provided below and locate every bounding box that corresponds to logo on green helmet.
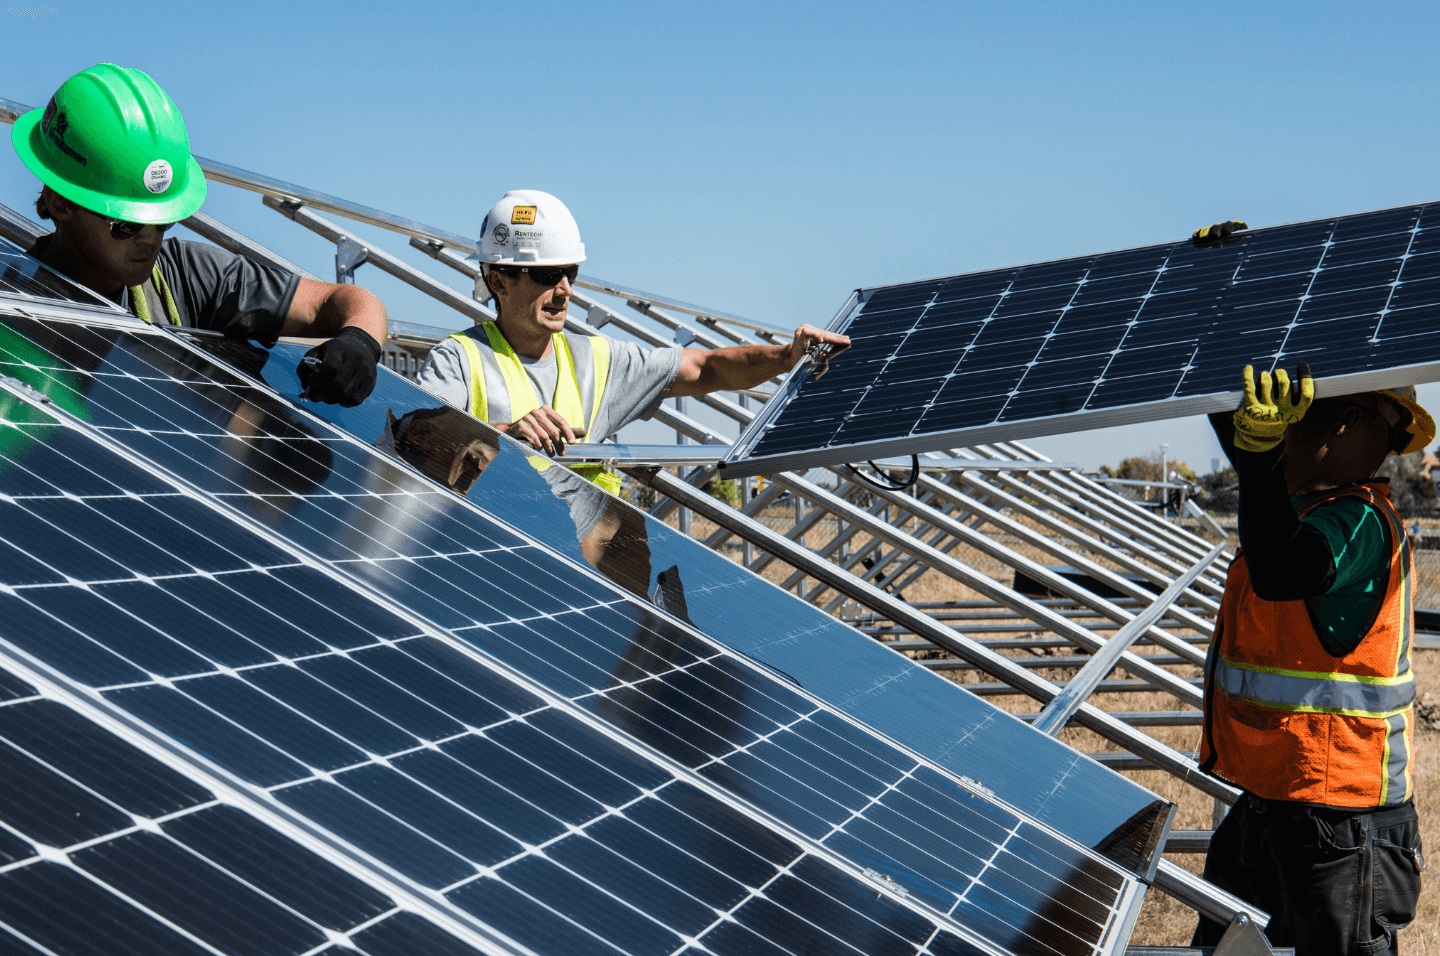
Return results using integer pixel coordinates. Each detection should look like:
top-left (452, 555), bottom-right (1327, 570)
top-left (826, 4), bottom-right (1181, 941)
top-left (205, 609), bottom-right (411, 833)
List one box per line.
top-left (40, 97), bottom-right (88, 167)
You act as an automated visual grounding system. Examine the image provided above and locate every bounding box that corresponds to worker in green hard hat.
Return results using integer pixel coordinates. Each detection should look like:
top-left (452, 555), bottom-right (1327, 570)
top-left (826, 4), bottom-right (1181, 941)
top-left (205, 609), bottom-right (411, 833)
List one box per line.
top-left (11, 63), bottom-right (387, 407)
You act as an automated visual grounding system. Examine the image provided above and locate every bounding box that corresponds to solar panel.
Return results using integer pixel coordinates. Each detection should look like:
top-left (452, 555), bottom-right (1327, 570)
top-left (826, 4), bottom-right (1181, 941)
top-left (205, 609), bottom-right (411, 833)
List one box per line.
top-left (722, 201), bottom-right (1440, 476)
top-left (226, 337), bottom-right (1174, 878)
top-left (0, 236), bottom-right (122, 312)
top-left (0, 310), bottom-right (1146, 956)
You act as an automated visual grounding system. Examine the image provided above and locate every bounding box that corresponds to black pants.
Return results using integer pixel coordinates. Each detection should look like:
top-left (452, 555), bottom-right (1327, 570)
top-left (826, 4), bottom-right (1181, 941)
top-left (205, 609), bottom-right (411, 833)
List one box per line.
top-left (1193, 795), bottom-right (1424, 956)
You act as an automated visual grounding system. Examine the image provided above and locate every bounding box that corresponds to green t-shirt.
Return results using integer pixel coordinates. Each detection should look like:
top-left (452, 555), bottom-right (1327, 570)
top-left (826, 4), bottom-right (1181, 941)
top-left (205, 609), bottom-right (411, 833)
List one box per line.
top-left (1293, 492), bottom-right (1393, 657)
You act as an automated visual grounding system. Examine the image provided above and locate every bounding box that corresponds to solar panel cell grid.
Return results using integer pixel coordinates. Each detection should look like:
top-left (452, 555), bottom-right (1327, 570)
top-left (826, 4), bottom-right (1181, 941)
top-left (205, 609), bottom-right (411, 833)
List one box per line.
top-left (0, 692), bottom-right (443, 956)
top-left (0, 550), bottom-right (984, 955)
top-left (0, 319), bottom-right (1139, 956)
top-left (732, 201), bottom-right (1440, 472)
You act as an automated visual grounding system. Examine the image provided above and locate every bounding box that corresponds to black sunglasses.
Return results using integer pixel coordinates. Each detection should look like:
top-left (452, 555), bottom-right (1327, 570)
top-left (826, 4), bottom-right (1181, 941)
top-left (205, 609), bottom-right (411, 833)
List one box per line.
top-left (104, 217), bottom-right (175, 242)
top-left (502, 263), bottom-right (579, 287)
top-left (83, 206), bottom-right (175, 241)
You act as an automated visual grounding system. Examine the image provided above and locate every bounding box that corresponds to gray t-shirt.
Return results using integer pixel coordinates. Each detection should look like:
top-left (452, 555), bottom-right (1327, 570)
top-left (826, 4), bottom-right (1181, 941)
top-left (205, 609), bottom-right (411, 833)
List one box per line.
top-left (28, 235), bottom-right (298, 346)
top-left (418, 329), bottom-right (682, 442)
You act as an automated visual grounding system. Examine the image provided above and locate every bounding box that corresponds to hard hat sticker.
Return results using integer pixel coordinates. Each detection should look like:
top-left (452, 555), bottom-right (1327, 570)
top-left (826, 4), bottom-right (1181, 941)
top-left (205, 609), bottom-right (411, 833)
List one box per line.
top-left (492, 223), bottom-right (509, 244)
top-left (143, 159), bottom-right (173, 194)
top-left (511, 205), bottom-right (537, 225)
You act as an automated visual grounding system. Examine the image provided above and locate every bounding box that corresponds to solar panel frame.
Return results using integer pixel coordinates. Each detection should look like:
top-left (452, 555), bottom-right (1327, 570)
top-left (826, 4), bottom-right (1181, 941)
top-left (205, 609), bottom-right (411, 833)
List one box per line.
top-left (721, 201), bottom-right (1440, 477)
top-left (0, 308), bottom-right (1149, 956)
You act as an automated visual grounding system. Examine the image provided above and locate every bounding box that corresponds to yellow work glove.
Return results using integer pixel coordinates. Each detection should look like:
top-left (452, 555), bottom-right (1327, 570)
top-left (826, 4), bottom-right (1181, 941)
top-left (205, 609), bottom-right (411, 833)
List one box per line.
top-left (1232, 363), bottom-right (1313, 453)
top-left (1193, 220), bottom-right (1249, 244)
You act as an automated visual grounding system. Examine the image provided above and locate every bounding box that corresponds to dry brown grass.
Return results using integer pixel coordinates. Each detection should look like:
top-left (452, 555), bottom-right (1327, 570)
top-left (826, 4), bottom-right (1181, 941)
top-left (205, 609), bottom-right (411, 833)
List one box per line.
top-left (656, 497), bottom-right (1440, 948)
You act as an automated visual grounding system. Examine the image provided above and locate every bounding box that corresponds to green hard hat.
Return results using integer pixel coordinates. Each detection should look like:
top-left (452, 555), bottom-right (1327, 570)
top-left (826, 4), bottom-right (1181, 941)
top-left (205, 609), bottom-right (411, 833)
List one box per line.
top-left (11, 63), bottom-right (206, 224)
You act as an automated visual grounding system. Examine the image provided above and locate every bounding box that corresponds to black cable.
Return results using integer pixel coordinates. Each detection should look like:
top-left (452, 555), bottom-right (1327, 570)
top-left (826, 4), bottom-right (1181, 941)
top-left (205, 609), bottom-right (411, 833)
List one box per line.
top-left (844, 455), bottom-right (920, 491)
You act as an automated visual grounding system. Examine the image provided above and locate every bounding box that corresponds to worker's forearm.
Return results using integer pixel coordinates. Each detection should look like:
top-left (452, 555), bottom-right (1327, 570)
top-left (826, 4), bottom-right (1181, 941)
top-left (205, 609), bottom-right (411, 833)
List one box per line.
top-left (1235, 447), bottom-right (1335, 599)
top-left (318, 285), bottom-right (387, 344)
top-left (1208, 412), bottom-right (1241, 473)
top-left (674, 344), bottom-right (790, 396)
top-left (283, 282), bottom-right (388, 344)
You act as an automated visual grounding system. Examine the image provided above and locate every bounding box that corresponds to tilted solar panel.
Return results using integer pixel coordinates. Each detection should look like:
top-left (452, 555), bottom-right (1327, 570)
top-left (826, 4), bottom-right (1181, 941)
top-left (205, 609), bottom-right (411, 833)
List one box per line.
top-left (722, 201), bottom-right (1440, 476)
top-left (0, 310), bottom-right (1146, 956)
top-left (0, 235), bottom-right (121, 312)
top-left (222, 337), bottom-right (1173, 878)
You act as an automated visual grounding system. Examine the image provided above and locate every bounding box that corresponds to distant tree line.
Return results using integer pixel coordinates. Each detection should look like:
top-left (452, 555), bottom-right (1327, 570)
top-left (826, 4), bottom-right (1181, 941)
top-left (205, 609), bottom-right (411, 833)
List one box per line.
top-left (1097, 451), bottom-right (1440, 517)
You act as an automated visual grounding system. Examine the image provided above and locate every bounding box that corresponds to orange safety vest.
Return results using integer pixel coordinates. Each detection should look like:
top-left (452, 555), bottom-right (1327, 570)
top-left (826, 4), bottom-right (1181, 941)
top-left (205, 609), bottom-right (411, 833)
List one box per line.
top-left (1200, 482), bottom-right (1415, 808)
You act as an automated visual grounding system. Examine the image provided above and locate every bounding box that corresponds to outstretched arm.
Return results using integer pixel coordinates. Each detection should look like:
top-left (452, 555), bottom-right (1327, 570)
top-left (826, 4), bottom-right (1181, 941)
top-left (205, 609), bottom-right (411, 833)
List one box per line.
top-left (665, 324), bottom-right (850, 398)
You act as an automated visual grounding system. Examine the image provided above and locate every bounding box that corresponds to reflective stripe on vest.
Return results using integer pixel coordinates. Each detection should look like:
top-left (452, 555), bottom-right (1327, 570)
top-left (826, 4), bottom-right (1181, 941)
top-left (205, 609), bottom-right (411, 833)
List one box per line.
top-left (1384, 711), bottom-right (1412, 808)
top-left (1211, 656), bottom-right (1414, 717)
top-left (446, 324), bottom-right (618, 493)
top-left (1200, 482), bottom-right (1416, 807)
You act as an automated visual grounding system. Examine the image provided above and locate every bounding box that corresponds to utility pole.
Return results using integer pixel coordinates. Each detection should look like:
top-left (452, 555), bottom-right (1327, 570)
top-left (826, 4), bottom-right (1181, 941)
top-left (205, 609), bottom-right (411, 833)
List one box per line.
top-left (1160, 443), bottom-right (1170, 519)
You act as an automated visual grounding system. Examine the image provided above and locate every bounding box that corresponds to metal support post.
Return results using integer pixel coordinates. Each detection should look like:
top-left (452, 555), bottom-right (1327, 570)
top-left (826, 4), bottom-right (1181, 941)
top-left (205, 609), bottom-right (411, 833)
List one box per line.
top-left (1160, 443), bottom-right (1170, 519)
top-left (335, 237), bottom-right (368, 284)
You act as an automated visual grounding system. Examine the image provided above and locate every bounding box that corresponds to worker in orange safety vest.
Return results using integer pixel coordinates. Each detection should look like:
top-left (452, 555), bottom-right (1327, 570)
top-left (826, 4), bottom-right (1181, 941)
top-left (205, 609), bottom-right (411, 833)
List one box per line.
top-left (1195, 358), bottom-right (1432, 956)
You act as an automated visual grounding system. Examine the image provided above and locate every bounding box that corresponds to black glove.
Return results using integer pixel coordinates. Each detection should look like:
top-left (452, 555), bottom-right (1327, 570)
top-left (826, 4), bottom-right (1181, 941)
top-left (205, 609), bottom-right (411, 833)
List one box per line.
top-left (297, 326), bottom-right (382, 407)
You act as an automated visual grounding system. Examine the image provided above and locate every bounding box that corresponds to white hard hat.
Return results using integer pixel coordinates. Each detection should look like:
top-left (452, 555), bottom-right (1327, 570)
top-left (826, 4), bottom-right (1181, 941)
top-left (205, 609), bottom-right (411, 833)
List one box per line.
top-left (469, 189), bottom-right (586, 265)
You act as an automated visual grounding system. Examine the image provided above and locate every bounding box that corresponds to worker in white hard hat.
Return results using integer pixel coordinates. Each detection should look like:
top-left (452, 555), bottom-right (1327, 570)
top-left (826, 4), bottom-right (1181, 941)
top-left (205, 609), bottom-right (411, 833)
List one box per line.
top-left (416, 190), bottom-right (849, 492)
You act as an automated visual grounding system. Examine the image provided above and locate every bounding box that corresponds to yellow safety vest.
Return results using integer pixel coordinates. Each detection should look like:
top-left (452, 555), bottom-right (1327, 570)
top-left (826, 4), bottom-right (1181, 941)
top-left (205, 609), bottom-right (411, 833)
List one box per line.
top-left (447, 322), bottom-right (622, 495)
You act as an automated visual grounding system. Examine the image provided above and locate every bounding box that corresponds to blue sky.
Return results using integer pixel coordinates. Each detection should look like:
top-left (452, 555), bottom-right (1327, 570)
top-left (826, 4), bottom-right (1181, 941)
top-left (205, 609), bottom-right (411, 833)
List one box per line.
top-left (5, 1), bottom-right (1440, 471)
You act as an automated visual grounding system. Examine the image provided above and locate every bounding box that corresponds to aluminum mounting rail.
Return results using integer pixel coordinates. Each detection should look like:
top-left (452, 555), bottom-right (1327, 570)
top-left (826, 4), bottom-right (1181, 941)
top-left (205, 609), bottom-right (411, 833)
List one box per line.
top-left (904, 472), bottom-right (1218, 651)
top-left (808, 467), bottom-right (1214, 687)
top-left (562, 444), bottom-right (730, 466)
top-left (180, 210), bottom-right (318, 279)
top-left (1031, 539), bottom-right (1226, 735)
top-left (998, 469), bottom-right (1230, 596)
top-left (952, 468), bottom-right (1225, 607)
top-left (0, 201), bottom-right (45, 247)
top-left (262, 197), bottom-right (496, 325)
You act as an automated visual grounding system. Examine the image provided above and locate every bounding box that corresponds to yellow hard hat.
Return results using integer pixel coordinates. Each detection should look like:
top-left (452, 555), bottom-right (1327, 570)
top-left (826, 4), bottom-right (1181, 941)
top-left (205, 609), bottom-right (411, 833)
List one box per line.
top-left (1376, 386), bottom-right (1436, 456)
